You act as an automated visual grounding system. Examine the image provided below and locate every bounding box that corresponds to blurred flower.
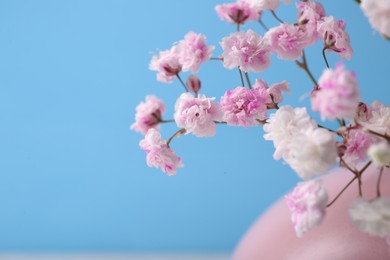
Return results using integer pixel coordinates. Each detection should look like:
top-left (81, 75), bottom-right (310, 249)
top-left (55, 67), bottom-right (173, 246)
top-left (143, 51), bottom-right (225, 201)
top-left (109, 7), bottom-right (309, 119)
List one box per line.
top-left (131, 95), bottom-right (165, 135)
top-left (361, 0), bottom-right (390, 38)
top-left (367, 141), bottom-right (390, 167)
top-left (285, 180), bottom-right (328, 237)
top-left (312, 64), bottom-right (360, 121)
top-left (349, 197), bottom-right (390, 237)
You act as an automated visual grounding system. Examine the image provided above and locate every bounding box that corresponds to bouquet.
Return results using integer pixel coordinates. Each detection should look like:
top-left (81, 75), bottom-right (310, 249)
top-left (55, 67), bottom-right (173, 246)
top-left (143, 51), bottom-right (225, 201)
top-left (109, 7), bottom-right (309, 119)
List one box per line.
top-left (131, 0), bottom-right (390, 248)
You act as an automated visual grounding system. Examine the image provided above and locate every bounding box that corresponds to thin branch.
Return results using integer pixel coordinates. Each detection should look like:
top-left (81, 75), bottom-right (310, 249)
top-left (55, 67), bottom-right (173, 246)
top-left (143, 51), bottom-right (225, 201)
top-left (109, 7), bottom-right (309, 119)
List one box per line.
top-left (322, 46), bottom-right (330, 68)
top-left (176, 74), bottom-right (189, 92)
top-left (244, 72), bottom-right (252, 89)
top-left (258, 19), bottom-right (269, 31)
top-left (271, 10), bottom-right (285, 23)
top-left (376, 167), bottom-right (384, 197)
top-left (238, 68), bottom-right (245, 87)
top-left (295, 50), bottom-right (318, 89)
top-left (160, 119), bottom-right (175, 123)
top-left (327, 176), bottom-right (358, 207)
top-left (166, 128), bottom-right (186, 148)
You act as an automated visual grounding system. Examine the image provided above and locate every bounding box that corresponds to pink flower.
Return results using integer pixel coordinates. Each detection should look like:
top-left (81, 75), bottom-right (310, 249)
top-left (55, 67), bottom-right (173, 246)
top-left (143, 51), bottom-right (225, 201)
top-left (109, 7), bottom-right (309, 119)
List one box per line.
top-left (253, 79), bottom-right (290, 107)
top-left (149, 46), bottom-right (181, 83)
top-left (220, 86), bottom-right (267, 127)
top-left (264, 23), bottom-right (307, 60)
top-left (131, 95), bottom-right (165, 135)
top-left (359, 101), bottom-right (390, 136)
top-left (342, 128), bottom-right (373, 167)
top-left (361, 0), bottom-right (390, 38)
top-left (296, 0), bottom-right (326, 45)
top-left (178, 32), bottom-right (214, 73)
top-left (240, 0), bottom-right (282, 11)
top-left (312, 64), bottom-right (360, 121)
top-left (220, 30), bottom-right (271, 73)
top-left (174, 93), bottom-right (222, 137)
top-left (215, 1), bottom-right (259, 25)
top-left (139, 129), bottom-right (183, 175)
top-left (317, 16), bottom-right (353, 60)
top-left (285, 180), bottom-right (328, 237)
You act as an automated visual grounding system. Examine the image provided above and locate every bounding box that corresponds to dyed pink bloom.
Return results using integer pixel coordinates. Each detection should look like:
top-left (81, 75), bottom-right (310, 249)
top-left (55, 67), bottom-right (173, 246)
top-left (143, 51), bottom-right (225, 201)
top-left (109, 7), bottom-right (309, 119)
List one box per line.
top-left (215, 1), bottom-right (259, 25)
top-left (220, 86), bottom-right (267, 127)
top-left (312, 64), bottom-right (360, 121)
top-left (131, 95), bottom-right (165, 135)
top-left (174, 93), bottom-right (222, 137)
top-left (359, 101), bottom-right (390, 136)
top-left (342, 128), bottom-right (373, 167)
top-left (264, 23), bottom-right (307, 60)
top-left (240, 0), bottom-right (282, 11)
top-left (317, 16), bottom-right (353, 60)
top-left (285, 180), bottom-right (328, 237)
top-left (139, 129), bottom-right (183, 175)
top-left (361, 0), bottom-right (390, 38)
top-left (220, 30), bottom-right (271, 73)
top-left (253, 79), bottom-right (290, 107)
top-left (296, 0), bottom-right (326, 45)
top-left (149, 46), bottom-right (181, 83)
top-left (178, 32), bottom-right (214, 73)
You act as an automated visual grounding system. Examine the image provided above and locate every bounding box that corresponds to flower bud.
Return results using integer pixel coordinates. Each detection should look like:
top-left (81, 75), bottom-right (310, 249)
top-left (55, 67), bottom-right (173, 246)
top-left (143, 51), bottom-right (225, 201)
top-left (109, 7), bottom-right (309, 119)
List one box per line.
top-left (187, 75), bottom-right (201, 94)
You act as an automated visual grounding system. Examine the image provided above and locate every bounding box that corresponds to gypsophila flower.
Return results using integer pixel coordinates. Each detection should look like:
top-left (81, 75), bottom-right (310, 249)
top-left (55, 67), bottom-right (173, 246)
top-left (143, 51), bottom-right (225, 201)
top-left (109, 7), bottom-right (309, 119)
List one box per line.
top-left (264, 23), bottom-right (307, 61)
top-left (361, 0), bottom-right (390, 38)
top-left (139, 129), bottom-right (183, 175)
top-left (178, 32), bottom-right (214, 73)
top-left (285, 180), bottom-right (328, 237)
top-left (240, 0), bottom-right (281, 11)
top-left (253, 79), bottom-right (290, 107)
top-left (174, 93), bottom-right (222, 137)
top-left (149, 46), bottom-right (181, 83)
top-left (317, 16), bottom-right (353, 60)
top-left (215, 1), bottom-right (259, 25)
top-left (131, 95), bottom-right (166, 135)
top-left (264, 105), bottom-right (317, 161)
top-left (360, 101), bottom-right (390, 136)
top-left (287, 127), bottom-right (338, 180)
top-left (342, 128), bottom-right (374, 168)
top-left (220, 86), bottom-right (267, 127)
top-left (367, 142), bottom-right (390, 167)
top-left (220, 30), bottom-right (271, 73)
top-left (349, 197), bottom-right (390, 237)
top-left (312, 64), bottom-right (360, 121)
top-left (296, 0), bottom-right (326, 45)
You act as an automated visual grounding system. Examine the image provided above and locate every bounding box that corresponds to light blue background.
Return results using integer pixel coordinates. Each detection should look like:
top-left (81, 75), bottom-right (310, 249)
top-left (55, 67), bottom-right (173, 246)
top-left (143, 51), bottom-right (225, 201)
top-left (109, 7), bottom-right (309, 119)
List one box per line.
top-left (0, 0), bottom-right (389, 253)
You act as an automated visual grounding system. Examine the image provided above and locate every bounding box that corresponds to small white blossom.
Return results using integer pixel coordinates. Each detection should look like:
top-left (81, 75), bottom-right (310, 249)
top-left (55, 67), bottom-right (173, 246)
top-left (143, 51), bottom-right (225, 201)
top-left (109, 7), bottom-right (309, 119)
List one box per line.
top-left (367, 142), bottom-right (390, 167)
top-left (349, 197), bottom-right (390, 237)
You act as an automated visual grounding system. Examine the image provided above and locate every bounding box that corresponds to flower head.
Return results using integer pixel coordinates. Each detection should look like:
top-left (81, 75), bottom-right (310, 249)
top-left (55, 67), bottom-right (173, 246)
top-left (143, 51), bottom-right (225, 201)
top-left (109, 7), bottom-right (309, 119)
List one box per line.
top-left (178, 32), bottom-right (214, 73)
top-left (317, 16), bottom-right (353, 60)
top-left (149, 46), bottom-right (181, 83)
top-left (285, 180), bottom-right (328, 237)
top-left (349, 197), bottom-right (390, 238)
top-left (361, 0), bottom-right (390, 38)
top-left (220, 86), bottom-right (267, 127)
top-left (312, 64), bottom-right (360, 121)
top-left (367, 141), bottom-right (390, 167)
top-left (215, 1), bottom-right (259, 25)
top-left (359, 101), bottom-right (390, 136)
top-left (253, 79), bottom-right (290, 107)
top-left (264, 23), bottom-right (307, 60)
top-left (139, 129), bottom-right (183, 175)
top-left (220, 30), bottom-right (271, 73)
top-left (174, 93), bottom-right (222, 137)
top-left (342, 128), bottom-right (374, 167)
top-left (131, 95), bottom-right (165, 135)
top-left (296, 0), bottom-right (326, 45)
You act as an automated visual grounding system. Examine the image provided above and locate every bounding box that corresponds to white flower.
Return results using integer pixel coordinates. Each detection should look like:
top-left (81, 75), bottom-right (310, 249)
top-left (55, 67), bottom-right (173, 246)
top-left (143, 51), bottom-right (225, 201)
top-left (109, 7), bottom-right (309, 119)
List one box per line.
top-left (286, 127), bottom-right (338, 180)
top-left (264, 105), bottom-right (317, 161)
top-left (349, 197), bottom-right (390, 237)
top-left (285, 180), bottom-right (328, 237)
top-left (367, 142), bottom-right (390, 167)
top-left (361, 0), bottom-right (390, 37)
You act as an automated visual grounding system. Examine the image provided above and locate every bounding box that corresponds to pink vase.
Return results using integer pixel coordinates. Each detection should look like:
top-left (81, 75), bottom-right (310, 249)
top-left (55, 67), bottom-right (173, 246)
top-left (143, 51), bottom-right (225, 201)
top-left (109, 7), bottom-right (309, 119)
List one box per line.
top-left (233, 165), bottom-right (390, 260)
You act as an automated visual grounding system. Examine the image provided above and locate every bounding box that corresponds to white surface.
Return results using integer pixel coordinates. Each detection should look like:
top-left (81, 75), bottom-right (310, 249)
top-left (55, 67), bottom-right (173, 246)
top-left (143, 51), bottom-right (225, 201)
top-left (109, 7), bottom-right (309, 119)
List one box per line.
top-left (0, 254), bottom-right (230, 260)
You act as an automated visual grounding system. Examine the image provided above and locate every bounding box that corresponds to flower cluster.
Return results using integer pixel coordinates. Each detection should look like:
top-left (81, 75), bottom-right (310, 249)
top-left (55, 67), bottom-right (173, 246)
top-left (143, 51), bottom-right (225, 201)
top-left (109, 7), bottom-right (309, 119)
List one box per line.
top-left (132, 0), bottom-right (390, 249)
